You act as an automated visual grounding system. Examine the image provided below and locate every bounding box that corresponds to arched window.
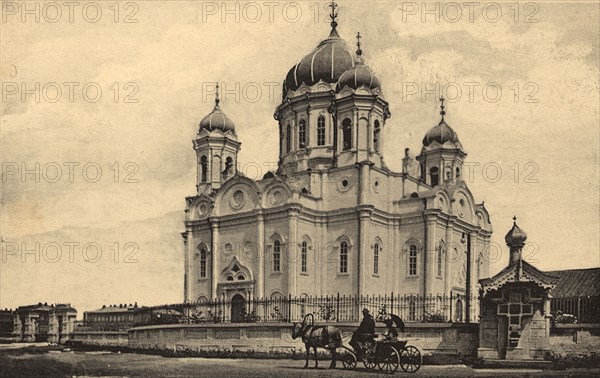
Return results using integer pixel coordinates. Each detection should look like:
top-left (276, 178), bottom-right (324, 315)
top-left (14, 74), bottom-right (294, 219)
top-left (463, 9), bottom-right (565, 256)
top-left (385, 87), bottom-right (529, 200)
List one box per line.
top-left (430, 167), bottom-right (439, 186)
top-left (339, 241), bottom-right (348, 273)
top-left (301, 241), bottom-right (308, 273)
top-left (408, 300), bottom-right (416, 321)
top-left (373, 120), bottom-right (380, 152)
top-left (342, 118), bottom-right (352, 151)
top-left (455, 299), bottom-right (463, 322)
top-left (224, 157), bottom-right (233, 177)
top-left (456, 167), bottom-right (461, 179)
top-left (408, 245), bottom-right (417, 276)
top-left (199, 247), bottom-right (207, 278)
top-left (298, 119), bottom-right (306, 148)
top-left (286, 124), bottom-right (292, 153)
top-left (273, 240), bottom-right (281, 272)
top-left (373, 243), bottom-right (380, 275)
top-left (437, 244), bottom-right (443, 277)
top-left (317, 116), bottom-right (326, 146)
top-left (200, 156), bottom-right (208, 182)
top-left (445, 166), bottom-right (452, 181)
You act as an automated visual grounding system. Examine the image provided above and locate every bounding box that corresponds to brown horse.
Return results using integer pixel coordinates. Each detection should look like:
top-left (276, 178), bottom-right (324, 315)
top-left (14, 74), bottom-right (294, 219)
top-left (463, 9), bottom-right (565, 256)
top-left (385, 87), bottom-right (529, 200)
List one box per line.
top-left (291, 314), bottom-right (342, 369)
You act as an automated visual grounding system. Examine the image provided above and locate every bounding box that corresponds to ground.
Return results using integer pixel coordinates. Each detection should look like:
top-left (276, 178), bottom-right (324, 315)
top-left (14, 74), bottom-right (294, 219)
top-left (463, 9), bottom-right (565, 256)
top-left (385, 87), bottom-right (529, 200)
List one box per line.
top-left (1, 348), bottom-right (600, 378)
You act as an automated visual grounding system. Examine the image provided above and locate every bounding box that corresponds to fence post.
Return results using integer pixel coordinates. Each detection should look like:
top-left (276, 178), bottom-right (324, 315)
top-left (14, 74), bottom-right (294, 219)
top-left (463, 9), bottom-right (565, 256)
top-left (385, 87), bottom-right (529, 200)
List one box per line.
top-left (449, 290), bottom-right (453, 323)
top-left (390, 292), bottom-right (394, 316)
top-left (336, 293), bottom-right (340, 323)
top-left (288, 294), bottom-right (292, 322)
top-left (577, 297), bottom-right (581, 321)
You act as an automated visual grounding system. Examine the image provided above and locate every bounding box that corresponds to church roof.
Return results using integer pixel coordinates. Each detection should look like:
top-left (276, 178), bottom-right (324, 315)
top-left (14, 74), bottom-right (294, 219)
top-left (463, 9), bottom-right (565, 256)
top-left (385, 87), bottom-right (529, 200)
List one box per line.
top-left (284, 3), bottom-right (355, 93)
top-left (199, 83), bottom-right (236, 133)
top-left (544, 268), bottom-right (600, 297)
top-left (422, 97), bottom-right (462, 149)
top-left (336, 32), bottom-right (380, 92)
top-left (285, 34), bottom-right (355, 92)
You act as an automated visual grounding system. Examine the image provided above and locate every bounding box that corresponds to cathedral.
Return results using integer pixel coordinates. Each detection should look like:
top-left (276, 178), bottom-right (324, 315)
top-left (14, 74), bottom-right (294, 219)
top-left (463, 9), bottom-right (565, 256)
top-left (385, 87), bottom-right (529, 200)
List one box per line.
top-left (182, 3), bottom-right (492, 307)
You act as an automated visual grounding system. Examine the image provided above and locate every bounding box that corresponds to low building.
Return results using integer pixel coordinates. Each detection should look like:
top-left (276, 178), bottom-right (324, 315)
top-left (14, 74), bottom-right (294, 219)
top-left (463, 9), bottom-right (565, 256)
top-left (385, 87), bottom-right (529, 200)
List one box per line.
top-left (81, 303), bottom-right (146, 331)
top-left (13, 303), bottom-right (77, 343)
top-left (0, 309), bottom-right (14, 341)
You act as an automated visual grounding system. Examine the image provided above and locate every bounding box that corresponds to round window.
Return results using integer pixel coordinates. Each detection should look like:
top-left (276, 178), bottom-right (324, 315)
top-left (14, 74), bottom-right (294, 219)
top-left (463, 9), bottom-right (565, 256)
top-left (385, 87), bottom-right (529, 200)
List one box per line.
top-left (271, 190), bottom-right (283, 205)
top-left (231, 189), bottom-right (245, 208)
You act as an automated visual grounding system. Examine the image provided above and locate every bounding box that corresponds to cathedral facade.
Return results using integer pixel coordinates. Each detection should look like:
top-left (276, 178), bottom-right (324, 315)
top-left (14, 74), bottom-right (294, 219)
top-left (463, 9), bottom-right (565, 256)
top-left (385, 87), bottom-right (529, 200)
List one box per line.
top-left (182, 6), bottom-right (492, 307)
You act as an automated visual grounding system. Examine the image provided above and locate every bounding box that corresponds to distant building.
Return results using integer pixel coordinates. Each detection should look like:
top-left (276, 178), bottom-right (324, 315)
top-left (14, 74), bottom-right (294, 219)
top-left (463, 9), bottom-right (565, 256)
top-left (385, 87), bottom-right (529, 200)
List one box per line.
top-left (13, 303), bottom-right (77, 343)
top-left (0, 309), bottom-right (14, 340)
top-left (82, 303), bottom-right (146, 330)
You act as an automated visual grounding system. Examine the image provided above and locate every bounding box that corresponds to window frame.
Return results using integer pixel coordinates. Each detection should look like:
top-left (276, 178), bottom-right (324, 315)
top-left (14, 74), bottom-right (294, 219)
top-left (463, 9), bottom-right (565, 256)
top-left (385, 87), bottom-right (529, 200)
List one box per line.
top-left (373, 243), bottom-right (380, 275)
top-left (286, 124), bottom-right (292, 153)
top-left (273, 239), bottom-right (281, 273)
top-left (408, 244), bottom-right (418, 277)
top-left (199, 246), bottom-right (207, 279)
top-left (317, 116), bottom-right (326, 146)
top-left (300, 240), bottom-right (308, 273)
top-left (298, 119), bottom-right (306, 148)
top-left (339, 241), bottom-right (349, 274)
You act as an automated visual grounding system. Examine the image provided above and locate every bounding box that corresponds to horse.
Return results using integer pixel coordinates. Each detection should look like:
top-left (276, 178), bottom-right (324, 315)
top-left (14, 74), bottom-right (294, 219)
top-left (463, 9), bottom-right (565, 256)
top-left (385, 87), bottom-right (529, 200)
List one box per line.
top-left (291, 314), bottom-right (343, 369)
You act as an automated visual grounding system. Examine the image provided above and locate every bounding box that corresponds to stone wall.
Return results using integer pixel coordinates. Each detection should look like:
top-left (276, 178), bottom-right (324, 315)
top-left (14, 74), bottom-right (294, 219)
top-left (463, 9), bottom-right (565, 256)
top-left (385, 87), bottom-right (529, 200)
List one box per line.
top-left (125, 322), bottom-right (479, 359)
top-left (71, 330), bottom-right (129, 346)
top-left (549, 324), bottom-right (600, 355)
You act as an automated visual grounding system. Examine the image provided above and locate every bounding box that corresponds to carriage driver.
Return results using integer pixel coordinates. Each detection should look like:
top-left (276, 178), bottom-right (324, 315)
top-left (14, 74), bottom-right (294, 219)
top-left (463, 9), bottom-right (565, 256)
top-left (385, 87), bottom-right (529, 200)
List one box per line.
top-left (349, 308), bottom-right (376, 356)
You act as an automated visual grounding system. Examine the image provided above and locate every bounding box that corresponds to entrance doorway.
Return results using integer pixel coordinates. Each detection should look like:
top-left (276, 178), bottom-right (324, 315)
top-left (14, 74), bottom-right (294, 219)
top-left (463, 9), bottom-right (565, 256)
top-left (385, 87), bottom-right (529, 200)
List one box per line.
top-left (231, 294), bottom-right (245, 323)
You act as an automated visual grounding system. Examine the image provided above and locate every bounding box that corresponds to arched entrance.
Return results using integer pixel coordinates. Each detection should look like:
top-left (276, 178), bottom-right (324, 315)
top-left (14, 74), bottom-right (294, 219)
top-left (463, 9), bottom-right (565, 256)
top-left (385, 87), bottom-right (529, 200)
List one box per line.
top-left (231, 294), bottom-right (245, 323)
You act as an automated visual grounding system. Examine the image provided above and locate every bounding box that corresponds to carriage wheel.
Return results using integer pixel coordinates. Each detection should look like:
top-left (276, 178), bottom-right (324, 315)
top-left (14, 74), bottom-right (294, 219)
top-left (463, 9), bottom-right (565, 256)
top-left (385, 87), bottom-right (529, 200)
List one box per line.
top-left (400, 346), bottom-right (422, 373)
top-left (377, 345), bottom-right (400, 374)
top-left (363, 349), bottom-right (377, 370)
top-left (341, 351), bottom-right (357, 369)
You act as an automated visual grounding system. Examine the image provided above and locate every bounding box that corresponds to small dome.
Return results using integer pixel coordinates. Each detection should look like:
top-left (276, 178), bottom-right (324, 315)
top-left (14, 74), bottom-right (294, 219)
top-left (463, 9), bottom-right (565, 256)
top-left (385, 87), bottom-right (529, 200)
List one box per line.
top-left (505, 217), bottom-right (527, 247)
top-left (422, 120), bottom-right (460, 147)
top-left (422, 98), bottom-right (461, 148)
top-left (199, 103), bottom-right (235, 133)
top-left (285, 32), bottom-right (355, 93)
top-left (336, 61), bottom-right (380, 91)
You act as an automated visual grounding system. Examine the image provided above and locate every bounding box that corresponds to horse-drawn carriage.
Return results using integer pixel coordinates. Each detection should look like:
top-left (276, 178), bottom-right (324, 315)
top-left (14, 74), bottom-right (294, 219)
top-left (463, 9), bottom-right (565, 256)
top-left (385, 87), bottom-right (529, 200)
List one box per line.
top-left (339, 337), bottom-right (422, 374)
top-left (291, 313), bottom-right (422, 374)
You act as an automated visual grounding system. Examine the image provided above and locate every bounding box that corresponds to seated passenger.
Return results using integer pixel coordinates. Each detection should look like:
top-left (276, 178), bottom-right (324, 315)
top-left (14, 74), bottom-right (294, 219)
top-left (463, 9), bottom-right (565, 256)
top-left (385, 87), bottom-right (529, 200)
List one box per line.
top-left (350, 308), bottom-right (376, 356)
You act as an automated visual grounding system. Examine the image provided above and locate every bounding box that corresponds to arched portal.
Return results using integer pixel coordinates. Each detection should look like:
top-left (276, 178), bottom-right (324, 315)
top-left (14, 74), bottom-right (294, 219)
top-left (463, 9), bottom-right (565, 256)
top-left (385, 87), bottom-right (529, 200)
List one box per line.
top-left (231, 294), bottom-right (245, 323)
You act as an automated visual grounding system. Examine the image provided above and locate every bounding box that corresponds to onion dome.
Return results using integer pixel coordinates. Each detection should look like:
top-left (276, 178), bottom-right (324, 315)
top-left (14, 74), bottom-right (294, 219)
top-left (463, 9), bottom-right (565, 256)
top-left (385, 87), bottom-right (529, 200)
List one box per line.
top-left (284, 2), bottom-right (354, 92)
top-left (336, 32), bottom-right (381, 92)
top-left (505, 216), bottom-right (528, 247)
top-left (422, 97), bottom-right (461, 147)
top-left (199, 83), bottom-right (236, 133)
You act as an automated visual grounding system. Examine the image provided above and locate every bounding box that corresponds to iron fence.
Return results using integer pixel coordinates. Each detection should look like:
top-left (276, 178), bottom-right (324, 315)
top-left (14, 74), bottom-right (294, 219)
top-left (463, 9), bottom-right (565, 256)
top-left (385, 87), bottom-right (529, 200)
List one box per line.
top-left (135, 292), bottom-right (478, 325)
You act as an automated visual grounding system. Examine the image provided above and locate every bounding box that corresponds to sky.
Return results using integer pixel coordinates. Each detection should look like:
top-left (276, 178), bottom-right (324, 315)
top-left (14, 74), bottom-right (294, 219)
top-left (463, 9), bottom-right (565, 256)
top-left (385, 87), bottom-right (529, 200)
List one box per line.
top-left (0, 1), bottom-right (599, 313)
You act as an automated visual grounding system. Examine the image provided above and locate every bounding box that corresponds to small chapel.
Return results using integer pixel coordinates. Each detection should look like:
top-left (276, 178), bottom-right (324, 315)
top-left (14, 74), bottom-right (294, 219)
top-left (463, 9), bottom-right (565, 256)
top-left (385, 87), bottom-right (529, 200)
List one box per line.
top-left (182, 2), bottom-right (493, 316)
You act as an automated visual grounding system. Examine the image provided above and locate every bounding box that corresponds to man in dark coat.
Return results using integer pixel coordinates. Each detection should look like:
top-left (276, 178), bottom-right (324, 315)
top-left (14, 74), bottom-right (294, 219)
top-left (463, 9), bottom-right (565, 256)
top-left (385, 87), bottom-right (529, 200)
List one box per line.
top-left (350, 308), bottom-right (376, 356)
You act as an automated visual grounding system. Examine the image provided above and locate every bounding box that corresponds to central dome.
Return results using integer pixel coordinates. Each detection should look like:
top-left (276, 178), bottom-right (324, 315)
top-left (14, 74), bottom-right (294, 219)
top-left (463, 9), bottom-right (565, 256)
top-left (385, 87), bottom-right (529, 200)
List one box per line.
top-left (284, 31), bottom-right (355, 93)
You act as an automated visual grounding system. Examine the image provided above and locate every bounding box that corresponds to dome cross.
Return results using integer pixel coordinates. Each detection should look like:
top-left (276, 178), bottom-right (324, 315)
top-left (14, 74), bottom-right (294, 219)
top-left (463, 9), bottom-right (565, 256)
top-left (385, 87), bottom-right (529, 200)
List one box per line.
top-left (214, 81), bottom-right (220, 108)
top-left (439, 96), bottom-right (446, 122)
top-left (356, 32), bottom-right (362, 56)
top-left (328, 1), bottom-right (339, 36)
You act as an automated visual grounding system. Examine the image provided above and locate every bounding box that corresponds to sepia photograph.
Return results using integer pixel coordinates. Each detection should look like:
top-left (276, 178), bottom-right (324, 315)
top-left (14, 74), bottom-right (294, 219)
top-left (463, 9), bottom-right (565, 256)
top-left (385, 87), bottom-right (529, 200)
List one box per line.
top-left (1, 0), bottom-right (599, 376)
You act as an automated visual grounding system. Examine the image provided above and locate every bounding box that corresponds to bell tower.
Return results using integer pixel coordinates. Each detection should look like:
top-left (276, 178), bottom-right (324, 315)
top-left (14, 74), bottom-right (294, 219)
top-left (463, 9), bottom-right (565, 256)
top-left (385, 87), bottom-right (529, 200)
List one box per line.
top-left (333, 32), bottom-right (390, 169)
top-left (194, 83), bottom-right (241, 195)
top-left (417, 97), bottom-right (466, 187)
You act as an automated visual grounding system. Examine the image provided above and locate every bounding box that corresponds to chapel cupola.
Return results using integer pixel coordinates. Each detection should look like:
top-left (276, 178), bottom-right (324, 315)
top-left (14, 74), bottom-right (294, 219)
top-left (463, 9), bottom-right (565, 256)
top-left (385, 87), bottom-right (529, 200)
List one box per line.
top-left (417, 97), bottom-right (466, 187)
top-left (194, 83), bottom-right (241, 195)
top-left (505, 216), bottom-right (528, 263)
